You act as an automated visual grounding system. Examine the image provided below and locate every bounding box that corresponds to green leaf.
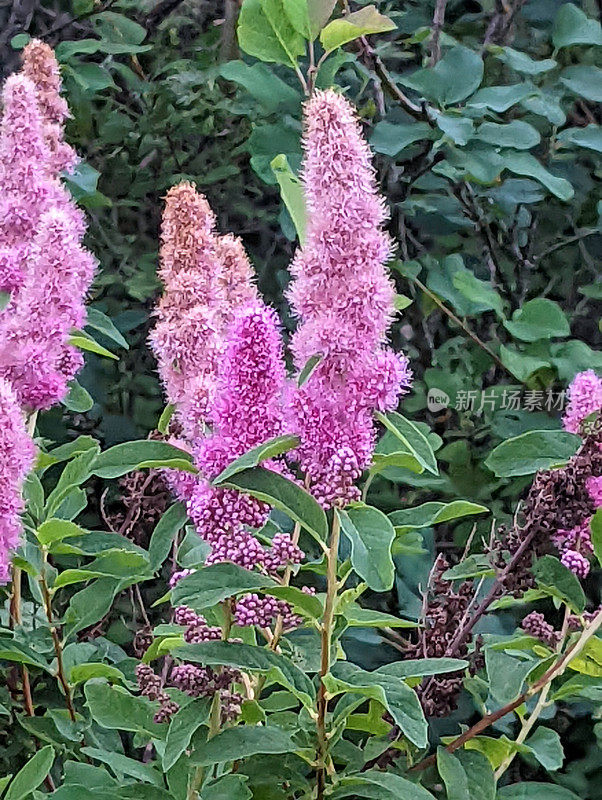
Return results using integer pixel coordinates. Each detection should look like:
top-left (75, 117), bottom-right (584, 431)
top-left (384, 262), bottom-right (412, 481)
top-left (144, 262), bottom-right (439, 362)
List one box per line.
top-left (55, 550), bottom-right (150, 589)
top-left (376, 411), bottom-right (438, 475)
top-left (219, 60), bottom-right (300, 112)
top-left (214, 434), bottom-right (299, 484)
top-left (342, 606), bottom-right (417, 628)
top-left (271, 155), bottom-right (307, 244)
top-left (442, 554), bottom-right (495, 580)
top-left (454, 750), bottom-right (496, 800)
top-left (200, 775), bottom-right (252, 800)
top-left (84, 681), bottom-right (166, 738)
top-left (80, 747), bottom-right (162, 786)
top-left (498, 47), bottom-right (556, 75)
top-left (163, 699), bottom-right (211, 771)
top-left (171, 563), bottom-right (277, 610)
top-left (85, 308), bottom-right (128, 350)
top-left (499, 345), bottom-right (551, 383)
top-left (36, 519), bottom-right (87, 548)
top-left (370, 121), bottom-right (433, 157)
top-left (370, 451), bottom-right (424, 476)
top-left (485, 430), bottom-right (581, 477)
top-left (590, 509), bottom-right (602, 568)
top-left (264, 585), bottom-right (324, 619)
top-left (468, 84), bottom-right (532, 112)
top-left (533, 555), bottom-right (586, 614)
top-left (148, 503), bottom-right (188, 572)
top-left (435, 114), bottom-right (474, 145)
top-left (0, 641), bottom-right (50, 672)
top-left (45, 447), bottom-right (99, 517)
top-left (70, 330), bottom-right (118, 360)
top-left (297, 353), bottom-right (323, 387)
top-left (5, 745), bottom-right (54, 800)
top-left (327, 661), bottom-right (428, 748)
top-left (320, 5), bottom-right (395, 52)
top-left (63, 577), bottom-right (126, 638)
top-left (475, 120), bottom-right (540, 150)
top-left (63, 380), bottom-right (94, 412)
top-left (557, 125), bottom-right (602, 153)
top-left (497, 784), bottom-right (581, 800)
top-left (485, 649), bottom-right (536, 704)
top-left (376, 657), bottom-right (469, 680)
top-left (437, 748), bottom-right (470, 800)
top-left (524, 727), bottom-right (564, 771)
top-left (238, 0), bottom-right (306, 67)
top-left (157, 403), bottom-right (175, 434)
top-left (216, 466), bottom-right (328, 541)
top-left (283, 0), bottom-right (336, 39)
top-left (92, 440), bottom-right (196, 479)
top-left (504, 299), bottom-right (570, 342)
top-left (330, 769), bottom-right (436, 800)
top-left (338, 504), bottom-right (395, 592)
top-left (389, 500), bottom-right (488, 534)
top-left (191, 725), bottom-right (296, 766)
top-left (559, 65), bottom-right (602, 103)
top-left (401, 46), bottom-right (483, 105)
top-left (553, 3), bottom-right (602, 48)
top-left (175, 641), bottom-right (315, 706)
top-left (69, 662), bottom-right (125, 686)
top-left (503, 151), bottom-right (574, 201)
top-left (452, 270), bottom-right (504, 317)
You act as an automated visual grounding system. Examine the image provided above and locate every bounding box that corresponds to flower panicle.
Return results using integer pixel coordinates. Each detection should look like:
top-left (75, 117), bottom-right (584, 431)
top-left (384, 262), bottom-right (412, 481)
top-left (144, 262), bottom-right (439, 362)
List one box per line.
top-left (285, 89), bottom-right (412, 507)
top-left (0, 379), bottom-right (35, 583)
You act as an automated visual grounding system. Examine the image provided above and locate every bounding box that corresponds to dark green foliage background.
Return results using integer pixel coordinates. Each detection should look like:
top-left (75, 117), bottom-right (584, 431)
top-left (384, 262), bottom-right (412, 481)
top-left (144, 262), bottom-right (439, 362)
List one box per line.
top-left (0, 0), bottom-right (601, 794)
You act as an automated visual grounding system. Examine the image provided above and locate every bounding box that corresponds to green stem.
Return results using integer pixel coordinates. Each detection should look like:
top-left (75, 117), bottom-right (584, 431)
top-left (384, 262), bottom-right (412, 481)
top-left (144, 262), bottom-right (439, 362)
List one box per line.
top-left (494, 605), bottom-right (571, 780)
top-left (315, 512), bottom-right (340, 800)
top-left (39, 551), bottom-right (76, 722)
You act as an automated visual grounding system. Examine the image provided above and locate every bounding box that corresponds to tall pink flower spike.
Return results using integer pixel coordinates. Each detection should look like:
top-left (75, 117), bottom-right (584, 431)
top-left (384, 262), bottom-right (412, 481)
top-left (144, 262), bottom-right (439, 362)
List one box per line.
top-left (0, 379), bottom-right (35, 583)
top-left (286, 89), bottom-right (412, 507)
top-left (151, 183), bottom-right (259, 442)
top-left (0, 47), bottom-right (95, 410)
top-left (563, 370), bottom-right (602, 435)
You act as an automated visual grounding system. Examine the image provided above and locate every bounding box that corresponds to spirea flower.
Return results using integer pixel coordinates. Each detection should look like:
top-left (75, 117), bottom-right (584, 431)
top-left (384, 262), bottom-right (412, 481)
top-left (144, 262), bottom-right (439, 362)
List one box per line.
top-left (521, 611), bottom-right (559, 646)
top-left (561, 548), bottom-right (590, 579)
top-left (563, 370), bottom-right (602, 434)
top-left (151, 185), bottom-right (264, 442)
top-left (181, 303), bottom-right (288, 570)
top-left (0, 74), bottom-right (75, 296)
top-left (286, 89), bottom-right (412, 506)
top-left (0, 207), bottom-right (96, 409)
top-left (151, 182), bottom-right (222, 437)
top-left (586, 475), bottom-right (602, 508)
top-left (0, 379), bottom-right (34, 583)
top-left (21, 39), bottom-right (77, 175)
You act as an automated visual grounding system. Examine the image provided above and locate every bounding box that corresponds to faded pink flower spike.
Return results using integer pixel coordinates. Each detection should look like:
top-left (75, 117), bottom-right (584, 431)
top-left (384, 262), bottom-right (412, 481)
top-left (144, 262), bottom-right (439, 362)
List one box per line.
top-left (0, 379), bottom-right (34, 583)
top-left (21, 39), bottom-right (77, 175)
top-left (286, 89), bottom-right (412, 507)
top-left (151, 184), bottom-right (263, 441)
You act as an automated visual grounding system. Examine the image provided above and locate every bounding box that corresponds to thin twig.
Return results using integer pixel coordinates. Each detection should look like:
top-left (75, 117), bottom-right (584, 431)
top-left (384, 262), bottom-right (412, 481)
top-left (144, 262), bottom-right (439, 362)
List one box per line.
top-left (428, 0), bottom-right (448, 66)
top-left (410, 275), bottom-right (509, 375)
top-left (412, 607), bottom-right (602, 772)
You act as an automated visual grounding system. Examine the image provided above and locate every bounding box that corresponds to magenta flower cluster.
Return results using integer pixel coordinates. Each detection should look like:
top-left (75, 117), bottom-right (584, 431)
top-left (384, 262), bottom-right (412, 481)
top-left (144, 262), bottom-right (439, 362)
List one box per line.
top-left (286, 90), bottom-right (412, 507)
top-left (0, 381), bottom-right (35, 583)
top-left (0, 42), bottom-right (94, 581)
top-left (152, 90), bottom-right (414, 630)
top-left (563, 369), bottom-right (602, 435)
top-left (0, 42), bottom-right (94, 411)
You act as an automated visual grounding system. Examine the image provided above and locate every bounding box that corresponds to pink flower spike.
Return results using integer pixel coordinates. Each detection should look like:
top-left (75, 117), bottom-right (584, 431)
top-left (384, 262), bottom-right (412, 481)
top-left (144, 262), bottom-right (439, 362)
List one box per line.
top-left (285, 89), bottom-right (412, 507)
top-left (0, 379), bottom-right (35, 583)
top-left (563, 370), bottom-right (602, 434)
